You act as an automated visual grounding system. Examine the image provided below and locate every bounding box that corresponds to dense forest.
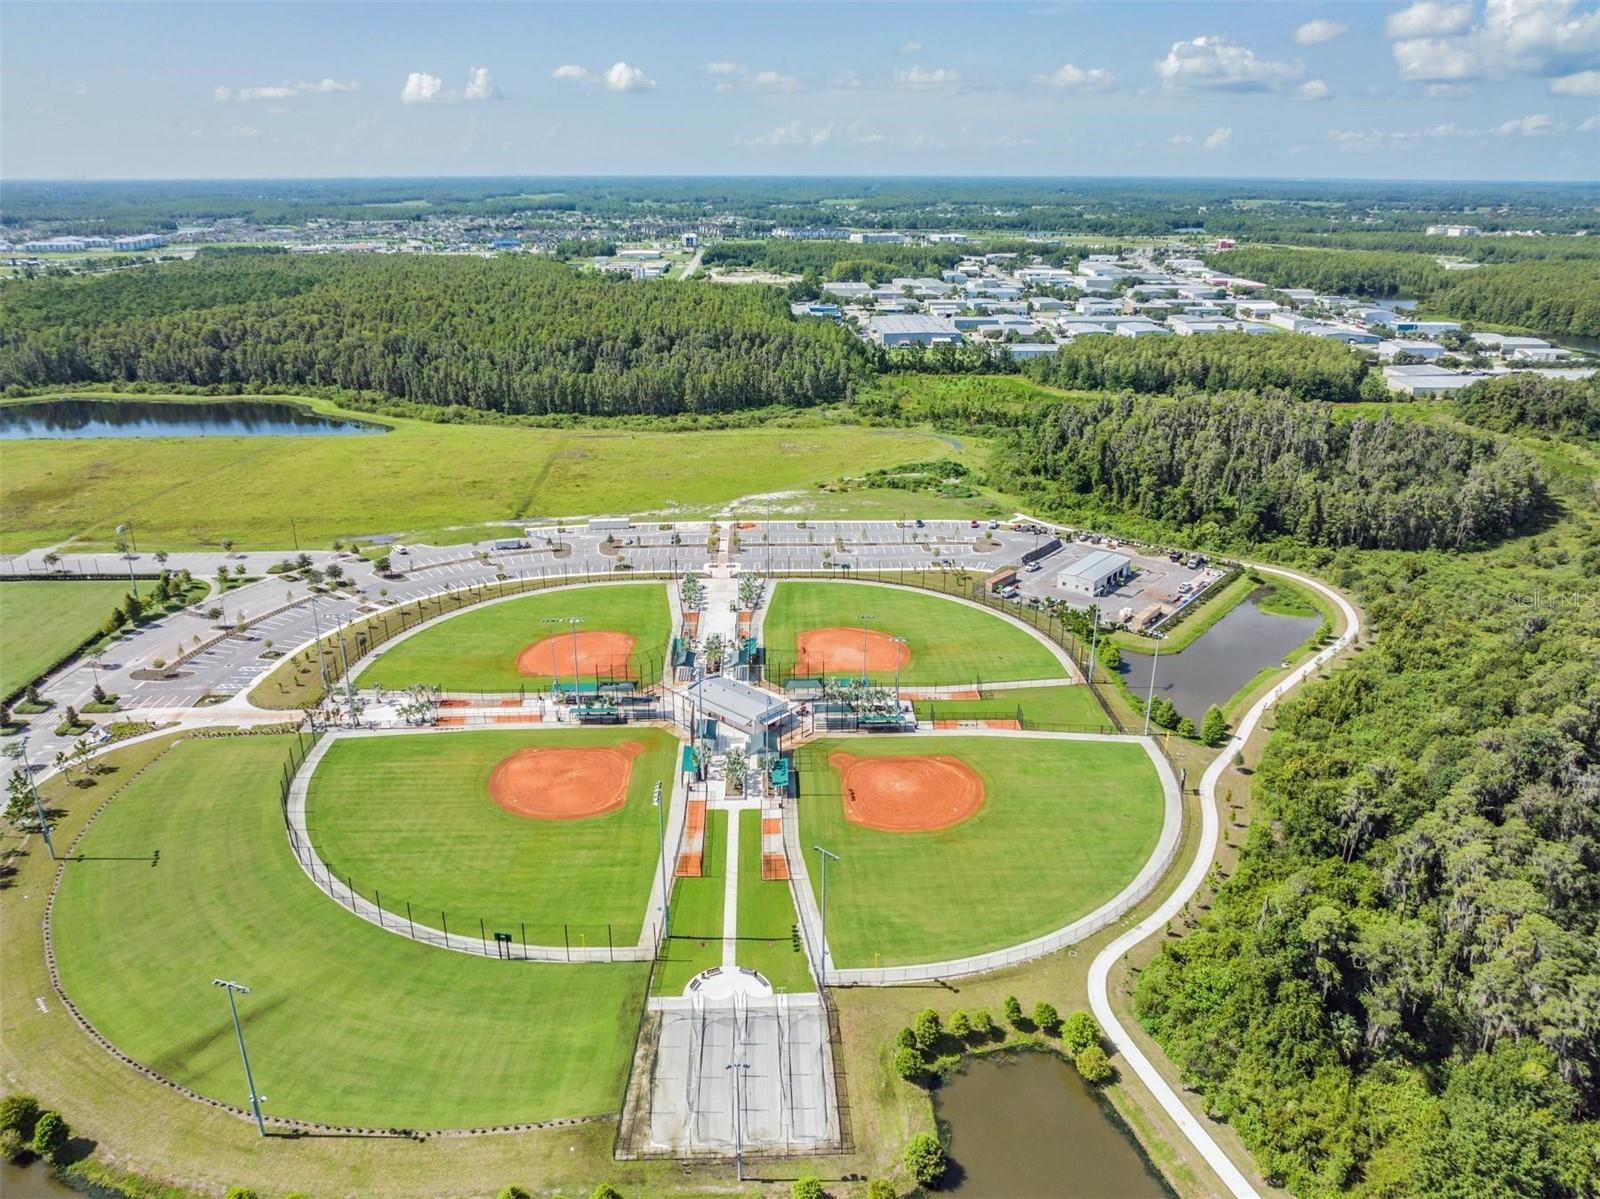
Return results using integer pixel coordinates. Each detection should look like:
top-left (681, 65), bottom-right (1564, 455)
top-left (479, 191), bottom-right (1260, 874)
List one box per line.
top-left (1132, 439), bottom-right (1600, 1197)
top-left (994, 394), bottom-right (1545, 550)
top-left (1455, 374), bottom-right (1600, 444)
top-left (1022, 333), bottom-right (1371, 403)
top-left (1204, 247), bottom-right (1449, 299)
top-left (0, 255), bottom-right (864, 414)
top-left (1431, 261), bottom-right (1600, 339)
top-left (702, 239), bottom-right (965, 281)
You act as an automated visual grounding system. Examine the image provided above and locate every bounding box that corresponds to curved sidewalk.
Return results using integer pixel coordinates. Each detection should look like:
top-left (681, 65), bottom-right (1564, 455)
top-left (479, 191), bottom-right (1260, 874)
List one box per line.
top-left (283, 725), bottom-right (686, 962)
top-left (784, 729), bottom-right (1182, 985)
top-left (1086, 564), bottom-right (1360, 1199)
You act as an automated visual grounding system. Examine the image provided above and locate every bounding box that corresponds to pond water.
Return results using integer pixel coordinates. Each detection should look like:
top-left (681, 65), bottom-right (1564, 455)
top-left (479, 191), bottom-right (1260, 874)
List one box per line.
top-left (935, 1052), bottom-right (1173, 1198)
top-left (0, 1157), bottom-right (79, 1196)
top-left (1118, 591), bottom-right (1320, 724)
top-left (0, 398), bottom-right (386, 439)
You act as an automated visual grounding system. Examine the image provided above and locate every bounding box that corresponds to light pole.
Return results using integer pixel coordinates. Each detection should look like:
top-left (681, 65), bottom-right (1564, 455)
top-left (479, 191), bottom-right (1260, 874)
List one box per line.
top-left (212, 979), bottom-right (266, 1136)
top-left (813, 845), bottom-right (839, 989)
top-left (115, 522), bottom-right (139, 601)
top-left (725, 1059), bottom-right (750, 1181)
top-left (653, 781), bottom-right (671, 943)
top-left (889, 636), bottom-right (908, 710)
top-left (17, 737), bottom-right (54, 861)
top-left (1142, 633), bottom-right (1162, 737)
top-left (542, 616), bottom-right (583, 692)
top-left (857, 614), bottom-right (874, 686)
top-left (1086, 600), bottom-right (1100, 686)
top-left (333, 615), bottom-right (357, 722)
top-left (305, 588), bottom-right (332, 701)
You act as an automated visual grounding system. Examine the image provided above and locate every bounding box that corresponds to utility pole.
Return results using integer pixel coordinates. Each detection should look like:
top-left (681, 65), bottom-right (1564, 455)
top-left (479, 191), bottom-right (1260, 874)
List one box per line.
top-left (334, 615), bottom-right (357, 722)
top-left (306, 588), bottom-right (331, 699)
top-left (890, 636), bottom-right (907, 711)
top-left (1142, 633), bottom-right (1162, 737)
top-left (212, 979), bottom-right (266, 1136)
top-left (17, 737), bottom-right (54, 861)
top-left (813, 845), bottom-right (839, 989)
top-left (115, 522), bottom-right (139, 601)
top-left (857, 614), bottom-right (873, 687)
top-left (653, 781), bottom-right (670, 944)
top-left (542, 616), bottom-right (583, 693)
top-left (1087, 600), bottom-right (1100, 685)
top-left (725, 1059), bottom-right (750, 1181)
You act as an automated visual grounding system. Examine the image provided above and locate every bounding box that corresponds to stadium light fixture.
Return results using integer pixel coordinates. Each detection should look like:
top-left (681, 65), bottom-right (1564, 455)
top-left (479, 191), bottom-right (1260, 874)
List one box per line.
top-left (212, 979), bottom-right (267, 1136)
top-left (114, 522), bottom-right (139, 601)
top-left (813, 845), bottom-right (840, 989)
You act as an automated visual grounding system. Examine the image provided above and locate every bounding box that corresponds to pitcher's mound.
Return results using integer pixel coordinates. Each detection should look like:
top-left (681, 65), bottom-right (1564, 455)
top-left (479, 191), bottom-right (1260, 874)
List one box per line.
top-left (796, 627), bottom-right (912, 676)
top-left (488, 742), bottom-right (645, 820)
top-left (829, 752), bottom-right (984, 833)
top-left (516, 631), bottom-right (636, 678)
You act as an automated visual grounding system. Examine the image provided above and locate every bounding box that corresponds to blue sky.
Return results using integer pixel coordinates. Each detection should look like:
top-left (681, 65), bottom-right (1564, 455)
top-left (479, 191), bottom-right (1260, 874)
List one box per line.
top-left (3, 1), bottom-right (1597, 180)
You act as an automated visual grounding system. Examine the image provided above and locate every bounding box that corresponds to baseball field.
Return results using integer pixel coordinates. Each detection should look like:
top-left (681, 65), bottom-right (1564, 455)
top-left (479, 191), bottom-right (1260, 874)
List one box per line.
top-left (795, 734), bottom-right (1166, 968)
top-left (351, 581), bottom-right (671, 692)
top-left (761, 581), bottom-right (1068, 686)
top-left (304, 726), bottom-right (681, 944)
top-left (50, 734), bottom-right (647, 1128)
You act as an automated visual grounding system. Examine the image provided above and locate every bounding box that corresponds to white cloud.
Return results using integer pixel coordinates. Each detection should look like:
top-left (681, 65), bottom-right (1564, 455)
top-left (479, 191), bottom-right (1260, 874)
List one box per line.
top-left (1386, 2), bottom-right (1473, 39)
top-left (748, 70), bottom-right (801, 92)
top-left (1578, 113), bottom-right (1600, 130)
top-left (400, 72), bottom-right (444, 104)
top-left (1552, 69), bottom-right (1600, 95)
top-left (894, 65), bottom-right (961, 90)
top-left (1031, 62), bottom-right (1116, 91)
top-left (1495, 112), bottom-right (1555, 134)
top-left (743, 119), bottom-right (833, 148)
top-left (216, 78), bottom-right (358, 102)
top-left (833, 70), bottom-right (865, 90)
top-left (705, 61), bottom-right (743, 75)
top-left (1390, 0), bottom-right (1600, 83)
top-left (1294, 19), bottom-right (1348, 45)
top-left (401, 68), bottom-right (496, 103)
top-left (552, 64), bottom-right (594, 82)
top-left (1155, 36), bottom-right (1302, 92)
top-left (898, 41), bottom-right (924, 55)
top-left (603, 62), bottom-right (655, 92)
top-left (1171, 126), bottom-right (1233, 149)
top-left (1298, 78), bottom-right (1332, 101)
top-left (226, 124), bottom-right (261, 140)
top-left (703, 62), bottom-right (800, 91)
top-left (904, 132), bottom-right (949, 150)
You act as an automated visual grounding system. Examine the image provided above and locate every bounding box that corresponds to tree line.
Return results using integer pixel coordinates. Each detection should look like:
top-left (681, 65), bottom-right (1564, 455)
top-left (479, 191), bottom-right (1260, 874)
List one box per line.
top-left (702, 239), bottom-right (965, 282)
top-left (0, 255), bottom-right (866, 415)
top-left (993, 393), bottom-right (1546, 550)
top-left (1455, 373), bottom-right (1600, 444)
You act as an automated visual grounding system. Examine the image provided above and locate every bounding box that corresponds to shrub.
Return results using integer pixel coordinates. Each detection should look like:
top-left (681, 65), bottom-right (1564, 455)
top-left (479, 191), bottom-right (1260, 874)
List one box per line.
top-left (893, 1047), bottom-right (925, 1083)
top-left (968, 1008), bottom-right (995, 1038)
top-left (866, 1181), bottom-right (897, 1199)
top-left (1201, 705), bottom-right (1229, 746)
top-left (904, 1132), bottom-right (947, 1187)
top-left (497, 1188), bottom-right (532, 1199)
top-left (0, 1128), bottom-right (26, 1164)
top-left (0, 1093), bottom-right (39, 1138)
top-left (589, 1186), bottom-right (622, 1199)
top-left (1003, 995), bottom-right (1023, 1025)
top-left (1075, 1045), bottom-right (1114, 1084)
top-left (1176, 717), bottom-right (1197, 739)
top-left (30, 1110), bottom-right (68, 1162)
top-left (893, 1026), bottom-right (917, 1051)
top-left (224, 1190), bottom-right (261, 1199)
top-left (912, 1008), bottom-right (941, 1051)
top-left (948, 1009), bottom-right (972, 1039)
top-left (1060, 1011), bottom-right (1101, 1054)
top-left (793, 1174), bottom-right (825, 1199)
top-left (1033, 1001), bottom-right (1060, 1034)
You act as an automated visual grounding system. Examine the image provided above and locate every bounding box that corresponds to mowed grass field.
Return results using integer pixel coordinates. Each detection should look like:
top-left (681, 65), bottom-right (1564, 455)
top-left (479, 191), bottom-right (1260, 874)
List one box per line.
top-left (796, 735), bottom-right (1165, 967)
top-left (0, 393), bottom-right (987, 553)
top-left (305, 727), bottom-right (680, 942)
top-left (762, 581), bottom-right (1067, 686)
top-left (0, 579), bottom-right (130, 698)
top-left (653, 809), bottom-right (727, 996)
top-left (353, 582), bottom-right (672, 692)
top-left (736, 811), bottom-right (813, 993)
top-left (912, 684), bottom-right (1111, 729)
top-left (51, 735), bottom-right (648, 1128)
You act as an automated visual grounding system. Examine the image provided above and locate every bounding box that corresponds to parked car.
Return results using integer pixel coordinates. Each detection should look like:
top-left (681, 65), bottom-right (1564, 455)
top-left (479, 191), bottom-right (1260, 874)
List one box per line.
top-left (1167, 550), bottom-right (1182, 562)
top-left (914, 519), bottom-right (925, 528)
top-left (1025, 562), bottom-right (1042, 572)
top-left (1187, 555), bottom-right (1202, 569)
top-left (970, 519), bottom-right (980, 528)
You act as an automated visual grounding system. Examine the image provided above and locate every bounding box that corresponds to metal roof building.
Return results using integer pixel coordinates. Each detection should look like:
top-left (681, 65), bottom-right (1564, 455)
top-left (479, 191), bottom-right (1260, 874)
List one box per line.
top-left (1056, 549), bottom-right (1132, 597)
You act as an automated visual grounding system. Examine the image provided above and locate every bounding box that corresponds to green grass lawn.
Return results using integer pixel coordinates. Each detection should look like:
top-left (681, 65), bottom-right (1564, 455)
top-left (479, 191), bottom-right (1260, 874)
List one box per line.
top-left (352, 582), bottom-right (672, 692)
top-left (796, 735), bottom-right (1165, 967)
top-left (305, 727), bottom-right (680, 943)
top-left (50, 734), bottom-right (648, 1128)
top-left (912, 685), bottom-right (1111, 729)
top-left (652, 809), bottom-right (727, 996)
top-left (0, 392), bottom-right (986, 553)
top-left (762, 581), bottom-right (1067, 686)
top-left (735, 811), bottom-right (813, 993)
top-left (0, 579), bottom-right (130, 700)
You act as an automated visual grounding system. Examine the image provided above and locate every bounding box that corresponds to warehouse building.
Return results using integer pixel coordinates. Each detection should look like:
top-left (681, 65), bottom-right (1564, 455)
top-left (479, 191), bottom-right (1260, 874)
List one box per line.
top-left (1056, 550), bottom-right (1132, 597)
top-left (868, 314), bottom-right (964, 347)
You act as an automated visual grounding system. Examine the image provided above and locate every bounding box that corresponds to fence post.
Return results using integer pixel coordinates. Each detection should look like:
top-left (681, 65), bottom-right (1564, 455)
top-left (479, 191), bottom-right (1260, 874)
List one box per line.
top-left (442, 910), bottom-right (449, 948)
top-left (406, 900), bottom-right (415, 939)
top-left (607, 924), bottom-right (613, 962)
top-left (564, 924), bottom-right (570, 961)
top-left (345, 875), bottom-right (356, 912)
top-left (480, 917), bottom-right (487, 953)
top-left (521, 920), bottom-right (527, 955)
top-left (374, 890), bottom-right (382, 927)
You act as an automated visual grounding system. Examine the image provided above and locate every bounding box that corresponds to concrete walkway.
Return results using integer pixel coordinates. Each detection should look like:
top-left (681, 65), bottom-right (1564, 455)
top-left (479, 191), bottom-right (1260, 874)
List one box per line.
top-left (1086, 563), bottom-right (1360, 1199)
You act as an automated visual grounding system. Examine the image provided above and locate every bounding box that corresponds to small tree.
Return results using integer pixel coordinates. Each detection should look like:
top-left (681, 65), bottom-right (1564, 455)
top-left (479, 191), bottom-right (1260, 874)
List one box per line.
top-left (1074, 1044), bottom-right (1113, 1084)
top-left (1060, 1011), bottom-right (1101, 1054)
top-left (912, 1008), bottom-right (942, 1051)
top-left (1176, 716), bottom-right (1197, 739)
top-left (589, 1186), bottom-right (622, 1199)
top-left (792, 1175), bottom-right (825, 1199)
top-left (903, 1132), bottom-right (947, 1188)
top-left (155, 550), bottom-right (169, 567)
top-left (1201, 705), bottom-right (1229, 747)
top-left (1003, 995), bottom-right (1023, 1025)
top-left (866, 1181), bottom-right (897, 1199)
top-left (948, 1009), bottom-right (972, 1039)
top-left (224, 1190), bottom-right (260, 1199)
top-left (375, 555), bottom-right (392, 574)
top-left (968, 1008), bottom-right (995, 1039)
top-left (30, 1109), bottom-right (67, 1162)
top-left (893, 1026), bottom-right (916, 1051)
top-left (0, 1093), bottom-right (40, 1138)
top-left (893, 1046), bottom-right (924, 1083)
top-left (122, 592), bottom-right (143, 624)
top-left (221, 538), bottom-right (235, 556)
top-left (1033, 1001), bottom-right (1060, 1035)
top-left (496, 1188), bottom-right (531, 1199)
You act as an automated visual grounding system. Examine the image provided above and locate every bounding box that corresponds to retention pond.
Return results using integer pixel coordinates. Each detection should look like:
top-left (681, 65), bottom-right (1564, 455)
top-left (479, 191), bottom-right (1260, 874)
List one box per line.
top-left (1, 398), bottom-right (387, 439)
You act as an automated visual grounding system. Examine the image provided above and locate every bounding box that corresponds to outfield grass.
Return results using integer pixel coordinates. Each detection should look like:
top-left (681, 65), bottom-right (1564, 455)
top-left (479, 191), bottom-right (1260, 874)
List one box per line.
top-left (304, 726), bottom-right (680, 943)
top-left (762, 581), bottom-right (1067, 686)
top-left (352, 582), bottom-right (672, 692)
top-left (735, 811), bottom-right (813, 993)
top-left (0, 579), bottom-right (130, 699)
top-left (653, 809), bottom-right (727, 996)
top-left (912, 684), bottom-right (1110, 729)
top-left (51, 734), bottom-right (648, 1128)
top-left (0, 393), bottom-right (987, 553)
top-left (796, 735), bottom-right (1165, 967)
